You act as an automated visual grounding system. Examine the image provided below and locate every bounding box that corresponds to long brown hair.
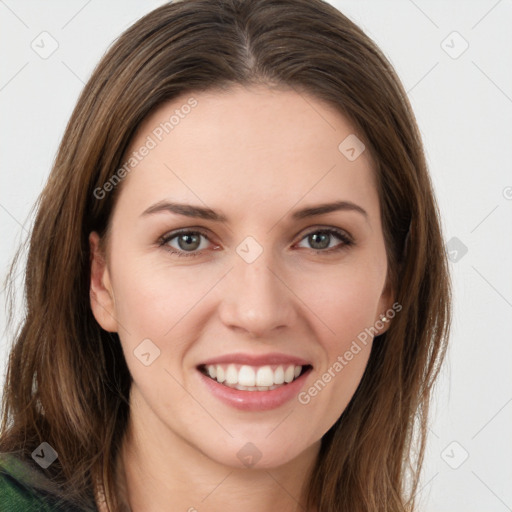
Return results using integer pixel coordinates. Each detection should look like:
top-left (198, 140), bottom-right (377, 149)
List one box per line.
top-left (0, 0), bottom-right (451, 510)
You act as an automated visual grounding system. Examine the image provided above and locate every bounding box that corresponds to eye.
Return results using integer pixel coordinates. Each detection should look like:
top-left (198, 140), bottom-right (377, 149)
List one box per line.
top-left (159, 227), bottom-right (354, 258)
top-left (295, 228), bottom-right (353, 253)
top-left (159, 229), bottom-right (215, 257)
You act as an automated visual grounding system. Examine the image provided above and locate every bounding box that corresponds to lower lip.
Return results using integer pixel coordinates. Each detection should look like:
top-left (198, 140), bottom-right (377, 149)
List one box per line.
top-left (197, 368), bottom-right (312, 412)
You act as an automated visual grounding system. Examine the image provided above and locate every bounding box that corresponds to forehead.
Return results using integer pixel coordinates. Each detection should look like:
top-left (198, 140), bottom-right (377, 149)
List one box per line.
top-left (114, 85), bottom-right (380, 224)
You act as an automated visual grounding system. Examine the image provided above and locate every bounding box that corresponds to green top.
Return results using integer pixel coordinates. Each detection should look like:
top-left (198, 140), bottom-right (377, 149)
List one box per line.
top-left (0, 452), bottom-right (99, 512)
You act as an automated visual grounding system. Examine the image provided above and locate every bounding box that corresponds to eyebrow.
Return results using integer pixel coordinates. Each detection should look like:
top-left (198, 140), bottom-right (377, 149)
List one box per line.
top-left (141, 200), bottom-right (368, 223)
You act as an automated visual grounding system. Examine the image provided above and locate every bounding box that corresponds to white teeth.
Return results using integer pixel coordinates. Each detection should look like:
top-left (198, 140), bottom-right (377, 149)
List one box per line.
top-left (203, 363), bottom-right (305, 389)
top-left (274, 366), bottom-right (285, 385)
top-left (284, 365), bottom-right (295, 383)
top-left (256, 366), bottom-right (274, 387)
top-left (238, 365), bottom-right (256, 387)
top-left (226, 364), bottom-right (238, 384)
top-left (227, 383), bottom-right (281, 392)
top-left (216, 366), bottom-right (226, 383)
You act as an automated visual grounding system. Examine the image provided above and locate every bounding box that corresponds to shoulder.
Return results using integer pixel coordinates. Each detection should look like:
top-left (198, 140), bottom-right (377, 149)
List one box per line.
top-left (0, 452), bottom-right (54, 511)
top-left (0, 452), bottom-right (97, 512)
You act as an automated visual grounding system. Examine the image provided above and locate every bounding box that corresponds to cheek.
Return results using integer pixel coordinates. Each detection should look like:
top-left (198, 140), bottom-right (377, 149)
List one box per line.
top-left (292, 265), bottom-right (381, 415)
top-left (110, 255), bottom-right (209, 327)
top-left (297, 272), bottom-right (376, 429)
top-left (299, 262), bottom-right (385, 342)
top-left (108, 266), bottom-right (200, 406)
top-left (300, 343), bottom-right (372, 438)
top-left (107, 255), bottom-right (222, 368)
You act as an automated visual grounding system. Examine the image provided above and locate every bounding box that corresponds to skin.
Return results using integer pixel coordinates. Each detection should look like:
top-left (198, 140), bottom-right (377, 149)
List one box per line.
top-left (89, 84), bottom-right (394, 512)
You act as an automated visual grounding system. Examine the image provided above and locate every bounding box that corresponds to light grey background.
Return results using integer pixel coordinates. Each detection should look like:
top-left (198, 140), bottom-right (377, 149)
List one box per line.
top-left (1, 1), bottom-right (511, 511)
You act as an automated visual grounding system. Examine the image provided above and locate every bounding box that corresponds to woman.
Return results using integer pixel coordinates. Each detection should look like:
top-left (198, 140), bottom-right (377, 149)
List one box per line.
top-left (0, 0), bottom-right (451, 511)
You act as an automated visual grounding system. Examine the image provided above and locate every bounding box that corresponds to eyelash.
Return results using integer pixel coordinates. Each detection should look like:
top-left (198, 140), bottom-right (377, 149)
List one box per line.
top-left (158, 227), bottom-right (354, 258)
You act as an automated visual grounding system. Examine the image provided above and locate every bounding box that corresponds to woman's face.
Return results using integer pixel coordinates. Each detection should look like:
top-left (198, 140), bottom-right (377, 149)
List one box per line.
top-left (90, 84), bottom-right (393, 469)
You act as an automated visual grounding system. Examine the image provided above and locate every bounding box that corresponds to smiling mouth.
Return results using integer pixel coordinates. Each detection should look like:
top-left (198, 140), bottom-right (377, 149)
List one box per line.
top-left (198, 363), bottom-right (313, 391)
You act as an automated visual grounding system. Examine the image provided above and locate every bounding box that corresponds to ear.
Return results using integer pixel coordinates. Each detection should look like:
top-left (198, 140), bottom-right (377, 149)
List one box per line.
top-left (374, 275), bottom-right (395, 336)
top-left (89, 231), bottom-right (118, 332)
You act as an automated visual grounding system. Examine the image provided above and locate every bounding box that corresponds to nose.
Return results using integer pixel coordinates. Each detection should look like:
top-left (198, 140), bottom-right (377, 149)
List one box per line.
top-left (217, 248), bottom-right (297, 338)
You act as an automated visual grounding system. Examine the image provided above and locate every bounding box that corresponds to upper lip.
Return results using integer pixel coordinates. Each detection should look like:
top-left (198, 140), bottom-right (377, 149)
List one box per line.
top-left (198, 352), bottom-right (312, 367)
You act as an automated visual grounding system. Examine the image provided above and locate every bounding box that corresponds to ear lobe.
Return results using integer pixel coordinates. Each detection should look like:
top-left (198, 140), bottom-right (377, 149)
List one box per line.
top-left (376, 277), bottom-right (395, 336)
top-left (89, 231), bottom-right (118, 332)
top-left (376, 311), bottom-right (392, 335)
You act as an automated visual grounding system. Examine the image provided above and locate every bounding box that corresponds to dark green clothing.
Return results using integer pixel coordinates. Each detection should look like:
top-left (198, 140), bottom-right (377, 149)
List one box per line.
top-left (0, 452), bottom-right (98, 512)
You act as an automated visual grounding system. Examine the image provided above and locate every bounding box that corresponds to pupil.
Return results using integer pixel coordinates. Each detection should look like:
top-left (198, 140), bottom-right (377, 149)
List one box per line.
top-left (310, 232), bottom-right (329, 249)
top-left (179, 233), bottom-right (200, 251)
